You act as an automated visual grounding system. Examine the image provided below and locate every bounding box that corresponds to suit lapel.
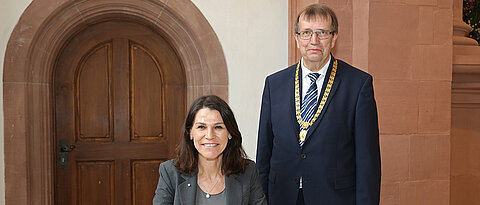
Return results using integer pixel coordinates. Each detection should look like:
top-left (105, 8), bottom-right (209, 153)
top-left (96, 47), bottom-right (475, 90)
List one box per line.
top-left (226, 174), bottom-right (242, 205)
top-left (305, 56), bottom-right (342, 142)
top-left (178, 173), bottom-right (197, 205)
top-left (289, 63), bottom-right (301, 138)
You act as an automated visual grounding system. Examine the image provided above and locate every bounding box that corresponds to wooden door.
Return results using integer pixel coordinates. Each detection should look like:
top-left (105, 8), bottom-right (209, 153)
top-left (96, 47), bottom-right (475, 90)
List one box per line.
top-left (54, 20), bottom-right (186, 205)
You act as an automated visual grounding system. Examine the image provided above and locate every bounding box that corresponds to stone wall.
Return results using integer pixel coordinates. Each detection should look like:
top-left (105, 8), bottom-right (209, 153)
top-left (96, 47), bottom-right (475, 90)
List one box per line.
top-left (289, 0), bottom-right (452, 204)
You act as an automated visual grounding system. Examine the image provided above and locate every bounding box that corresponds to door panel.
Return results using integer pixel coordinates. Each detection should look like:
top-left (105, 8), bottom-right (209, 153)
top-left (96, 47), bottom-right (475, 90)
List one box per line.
top-left (132, 160), bottom-right (164, 205)
top-left (54, 20), bottom-right (185, 205)
top-left (77, 44), bottom-right (113, 141)
top-left (131, 44), bottom-right (164, 140)
top-left (78, 161), bottom-right (114, 205)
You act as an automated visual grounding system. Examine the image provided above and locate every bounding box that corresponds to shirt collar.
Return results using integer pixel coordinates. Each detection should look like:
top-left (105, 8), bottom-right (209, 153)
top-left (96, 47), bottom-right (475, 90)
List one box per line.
top-left (300, 56), bottom-right (330, 80)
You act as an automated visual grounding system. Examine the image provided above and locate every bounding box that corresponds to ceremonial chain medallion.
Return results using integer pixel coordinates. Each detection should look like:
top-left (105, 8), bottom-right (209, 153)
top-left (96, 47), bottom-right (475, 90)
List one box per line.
top-left (295, 60), bottom-right (337, 142)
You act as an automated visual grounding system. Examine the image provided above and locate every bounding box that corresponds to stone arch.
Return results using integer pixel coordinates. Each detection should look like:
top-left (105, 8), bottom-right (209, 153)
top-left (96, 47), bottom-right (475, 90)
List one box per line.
top-left (3, 0), bottom-right (227, 204)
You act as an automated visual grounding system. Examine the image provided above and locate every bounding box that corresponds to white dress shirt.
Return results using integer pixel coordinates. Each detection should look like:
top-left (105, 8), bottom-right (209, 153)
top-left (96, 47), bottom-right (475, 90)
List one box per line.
top-left (300, 56), bottom-right (330, 102)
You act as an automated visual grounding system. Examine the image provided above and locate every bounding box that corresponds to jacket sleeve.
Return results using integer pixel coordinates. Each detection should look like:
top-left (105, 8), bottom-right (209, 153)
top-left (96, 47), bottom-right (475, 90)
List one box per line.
top-left (354, 75), bottom-right (381, 205)
top-left (256, 77), bottom-right (274, 200)
top-left (248, 161), bottom-right (268, 205)
top-left (153, 162), bottom-right (175, 205)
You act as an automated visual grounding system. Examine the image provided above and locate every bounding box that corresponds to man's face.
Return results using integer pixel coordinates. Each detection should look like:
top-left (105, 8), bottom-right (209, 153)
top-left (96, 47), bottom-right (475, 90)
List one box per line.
top-left (295, 15), bottom-right (337, 70)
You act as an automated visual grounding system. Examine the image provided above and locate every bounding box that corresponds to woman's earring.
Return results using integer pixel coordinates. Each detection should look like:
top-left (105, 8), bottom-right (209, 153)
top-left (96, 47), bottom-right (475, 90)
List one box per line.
top-left (228, 135), bottom-right (232, 140)
top-left (190, 135), bottom-right (193, 140)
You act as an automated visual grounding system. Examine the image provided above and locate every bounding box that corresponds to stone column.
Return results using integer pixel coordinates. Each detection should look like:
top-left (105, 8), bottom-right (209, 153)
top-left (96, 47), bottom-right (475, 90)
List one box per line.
top-left (451, 0), bottom-right (480, 204)
top-left (453, 0), bottom-right (478, 45)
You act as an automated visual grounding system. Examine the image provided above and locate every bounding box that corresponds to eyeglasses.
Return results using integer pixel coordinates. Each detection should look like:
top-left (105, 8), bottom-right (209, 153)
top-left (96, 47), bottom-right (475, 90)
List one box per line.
top-left (296, 30), bottom-right (334, 40)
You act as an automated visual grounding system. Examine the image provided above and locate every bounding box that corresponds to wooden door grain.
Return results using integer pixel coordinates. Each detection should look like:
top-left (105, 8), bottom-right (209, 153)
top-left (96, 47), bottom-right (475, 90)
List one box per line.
top-left (54, 20), bottom-right (186, 205)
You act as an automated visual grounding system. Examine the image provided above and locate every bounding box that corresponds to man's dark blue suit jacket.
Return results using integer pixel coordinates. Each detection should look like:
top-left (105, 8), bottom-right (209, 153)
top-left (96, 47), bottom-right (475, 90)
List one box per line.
top-left (256, 55), bottom-right (381, 205)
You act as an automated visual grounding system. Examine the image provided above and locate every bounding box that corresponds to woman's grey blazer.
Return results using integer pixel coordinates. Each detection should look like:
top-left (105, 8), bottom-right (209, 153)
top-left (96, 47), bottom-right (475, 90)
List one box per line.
top-left (153, 159), bottom-right (267, 205)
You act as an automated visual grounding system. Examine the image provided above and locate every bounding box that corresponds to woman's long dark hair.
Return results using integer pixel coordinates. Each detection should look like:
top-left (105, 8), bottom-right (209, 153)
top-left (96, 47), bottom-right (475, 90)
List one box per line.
top-left (174, 95), bottom-right (247, 176)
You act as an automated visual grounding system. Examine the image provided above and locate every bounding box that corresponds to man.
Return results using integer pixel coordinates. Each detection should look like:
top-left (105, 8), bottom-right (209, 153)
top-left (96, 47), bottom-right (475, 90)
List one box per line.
top-left (256, 4), bottom-right (381, 205)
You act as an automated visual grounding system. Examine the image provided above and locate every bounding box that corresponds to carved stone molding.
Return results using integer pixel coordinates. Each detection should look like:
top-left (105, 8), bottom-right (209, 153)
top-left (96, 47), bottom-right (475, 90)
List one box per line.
top-left (452, 0), bottom-right (479, 107)
top-left (453, 0), bottom-right (478, 46)
top-left (452, 46), bottom-right (480, 108)
top-left (453, 20), bottom-right (479, 46)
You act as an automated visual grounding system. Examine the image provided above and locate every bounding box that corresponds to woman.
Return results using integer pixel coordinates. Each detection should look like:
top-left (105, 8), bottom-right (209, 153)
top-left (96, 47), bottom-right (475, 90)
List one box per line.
top-left (153, 95), bottom-right (267, 205)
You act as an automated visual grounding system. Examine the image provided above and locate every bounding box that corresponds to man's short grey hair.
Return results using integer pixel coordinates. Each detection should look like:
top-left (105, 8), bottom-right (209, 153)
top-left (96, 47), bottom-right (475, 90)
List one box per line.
top-left (294, 4), bottom-right (338, 34)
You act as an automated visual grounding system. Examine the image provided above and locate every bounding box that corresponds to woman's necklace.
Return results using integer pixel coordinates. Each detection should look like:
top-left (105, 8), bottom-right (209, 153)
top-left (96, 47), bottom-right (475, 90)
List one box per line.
top-left (202, 176), bottom-right (221, 199)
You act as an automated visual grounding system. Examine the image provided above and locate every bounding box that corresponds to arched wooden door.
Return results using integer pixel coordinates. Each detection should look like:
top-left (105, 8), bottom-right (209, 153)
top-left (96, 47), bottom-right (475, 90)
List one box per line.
top-left (54, 20), bottom-right (186, 205)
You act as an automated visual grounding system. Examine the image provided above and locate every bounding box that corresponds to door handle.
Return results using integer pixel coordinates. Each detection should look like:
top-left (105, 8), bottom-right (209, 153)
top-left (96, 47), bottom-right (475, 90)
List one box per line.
top-left (58, 140), bottom-right (76, 170)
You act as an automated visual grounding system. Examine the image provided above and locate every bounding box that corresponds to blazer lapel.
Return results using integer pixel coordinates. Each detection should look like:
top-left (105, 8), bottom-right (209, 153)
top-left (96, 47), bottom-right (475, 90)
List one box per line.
top-left (226, 174), bottom-right (242, 205)
top-left (305, 55), bottom-right (342, 142)
top-left (178, 173), bottom-right (197, 205)
top-left (289, 63), bottom-right (301, 139)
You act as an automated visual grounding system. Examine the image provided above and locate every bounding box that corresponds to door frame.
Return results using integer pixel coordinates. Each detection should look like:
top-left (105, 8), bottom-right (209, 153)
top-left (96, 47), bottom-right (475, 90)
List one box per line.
top-left (3, 0), bottom-right (228, 204)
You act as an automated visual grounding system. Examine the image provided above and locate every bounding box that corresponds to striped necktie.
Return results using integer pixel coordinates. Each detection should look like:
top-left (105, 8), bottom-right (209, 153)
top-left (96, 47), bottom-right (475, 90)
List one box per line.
top-left (299, 73), bottom-right (320, 147)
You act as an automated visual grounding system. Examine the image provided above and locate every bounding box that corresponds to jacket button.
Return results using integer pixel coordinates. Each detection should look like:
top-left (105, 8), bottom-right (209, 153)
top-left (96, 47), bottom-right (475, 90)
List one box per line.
top-left (300, 153), bottom-right (307, 159)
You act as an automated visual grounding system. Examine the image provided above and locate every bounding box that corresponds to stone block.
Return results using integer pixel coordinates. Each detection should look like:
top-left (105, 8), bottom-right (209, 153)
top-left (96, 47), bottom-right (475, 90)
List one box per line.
top-left (418, 81), bottom-right (451, 133)
top-left (434, 9), bottom-right (453, 45)
top-left (380, 135), bottom-right (410, 182)
top-left (369, 44), bottom-right (414, 80)
top-left (451, 107), bottom-right (480, 176)
top-left (413, 45), bottom-right (452, 81)
top-left (370, 4), bottom-right (418, 46)
top-left (399, 180), bottom-right (449, 205)
top-left (451, 175), bottom-right (480, 205)
top-left (418, 6), bottom-right (434, 45)
top-left (405, 0), bottom-right (436, 6)
top-left (375, 80), bottom-right (418, 134)
top-left (380, 182), bottom-right (400, 205)
top-left (409, 134), bottom-right (450, 180)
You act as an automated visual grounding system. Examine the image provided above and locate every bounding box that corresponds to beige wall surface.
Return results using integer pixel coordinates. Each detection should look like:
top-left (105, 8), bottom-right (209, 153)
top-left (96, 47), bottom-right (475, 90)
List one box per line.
top-left (0, 0), bottom-right (34, 204)
top-left (191, 0), bottom-right (289, 158)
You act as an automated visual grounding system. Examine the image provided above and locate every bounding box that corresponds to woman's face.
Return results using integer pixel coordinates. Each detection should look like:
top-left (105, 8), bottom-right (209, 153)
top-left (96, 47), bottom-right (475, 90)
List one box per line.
top-left (190, 108), bottom-right (230, 162)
